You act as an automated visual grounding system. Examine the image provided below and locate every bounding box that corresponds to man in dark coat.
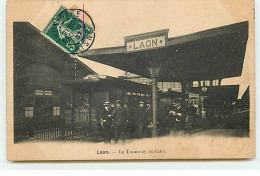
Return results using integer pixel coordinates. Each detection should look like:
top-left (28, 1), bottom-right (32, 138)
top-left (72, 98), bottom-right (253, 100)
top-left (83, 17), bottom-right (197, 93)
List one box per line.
top-left (123, 104), bottom-right (130, 139)
top-left (185, 104), bottom-right (196, 135)
top-left (100, 101), bottom-right (113, 143)
top-left (170, 99), bottom-right (185, 132)
top-left (111, 100), bottom-right (127, 143)
top-left (144, 102), bottom-right (152, 137)
top-left (135, 101), bottom-right (146, 138)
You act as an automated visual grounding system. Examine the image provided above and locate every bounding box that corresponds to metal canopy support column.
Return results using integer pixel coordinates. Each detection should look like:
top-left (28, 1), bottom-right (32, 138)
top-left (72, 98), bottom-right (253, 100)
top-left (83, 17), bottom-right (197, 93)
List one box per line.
top-left (149, 66), bottom-right (160, 137)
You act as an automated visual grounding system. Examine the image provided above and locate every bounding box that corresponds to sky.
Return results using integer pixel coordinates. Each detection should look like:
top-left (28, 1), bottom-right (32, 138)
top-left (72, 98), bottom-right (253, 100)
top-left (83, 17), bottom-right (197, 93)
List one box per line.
top-left (74, 0), bottom-right (254, 99)
top-left (8, 0), bottom-right (254, 98)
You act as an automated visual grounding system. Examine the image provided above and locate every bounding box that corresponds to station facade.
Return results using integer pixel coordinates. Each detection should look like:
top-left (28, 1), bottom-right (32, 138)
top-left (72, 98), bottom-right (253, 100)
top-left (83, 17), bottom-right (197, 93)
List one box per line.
top-left (13, 22), bottom-right (151, 142)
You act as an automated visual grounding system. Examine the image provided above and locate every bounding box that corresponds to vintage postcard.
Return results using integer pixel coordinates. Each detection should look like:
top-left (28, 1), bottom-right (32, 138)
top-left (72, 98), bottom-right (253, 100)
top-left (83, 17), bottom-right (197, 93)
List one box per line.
top-left (6, 0), bottom-right (255, 160)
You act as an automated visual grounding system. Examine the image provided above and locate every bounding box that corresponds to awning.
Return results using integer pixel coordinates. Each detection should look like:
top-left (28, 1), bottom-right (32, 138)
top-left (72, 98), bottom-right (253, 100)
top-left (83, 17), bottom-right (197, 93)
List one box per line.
top-left (79, 21), bottom-right (248, 82)
top-left (63, 75), bottom-right (152, 94)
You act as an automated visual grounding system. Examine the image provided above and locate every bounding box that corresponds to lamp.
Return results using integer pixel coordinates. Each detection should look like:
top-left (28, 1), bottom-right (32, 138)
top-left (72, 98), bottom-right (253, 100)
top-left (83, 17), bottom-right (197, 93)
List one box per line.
top-left (202, 81), bottom-right (207, 92)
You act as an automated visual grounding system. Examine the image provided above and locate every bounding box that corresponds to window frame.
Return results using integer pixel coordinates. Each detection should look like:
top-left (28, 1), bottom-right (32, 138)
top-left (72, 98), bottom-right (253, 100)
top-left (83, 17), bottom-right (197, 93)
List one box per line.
top-left (25, 107), bottom-right (34, 117)
top-left (53, 106), bottom-right (60, 116)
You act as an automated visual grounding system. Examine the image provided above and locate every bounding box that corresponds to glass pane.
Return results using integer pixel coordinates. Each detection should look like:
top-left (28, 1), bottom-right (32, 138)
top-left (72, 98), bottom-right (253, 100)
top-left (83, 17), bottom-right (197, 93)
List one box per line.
top-left (53, 107), bottom-right (56, 115)
top-left (28, 111), bottom-right (33, 117)
top-left (193, 81), bottom-right (199, 87)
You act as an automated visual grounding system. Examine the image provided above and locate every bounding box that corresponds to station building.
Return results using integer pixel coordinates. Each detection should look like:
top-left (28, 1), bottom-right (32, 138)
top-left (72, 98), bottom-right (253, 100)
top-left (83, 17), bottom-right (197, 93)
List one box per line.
top-left (13, 22), bottom-right (151, 142)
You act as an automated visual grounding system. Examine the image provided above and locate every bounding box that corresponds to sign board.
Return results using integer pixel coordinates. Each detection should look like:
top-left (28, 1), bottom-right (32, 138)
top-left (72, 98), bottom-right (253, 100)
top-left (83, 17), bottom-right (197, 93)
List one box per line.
top-left (126, 36), bottom-right (165, 52)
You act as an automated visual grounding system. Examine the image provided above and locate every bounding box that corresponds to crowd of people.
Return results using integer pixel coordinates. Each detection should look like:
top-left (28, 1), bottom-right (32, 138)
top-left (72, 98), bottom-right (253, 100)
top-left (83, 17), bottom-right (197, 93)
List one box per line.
top-left (98, 99), bottom-right (198, 143)
top-left (98, 100), bottom-right (153, 143)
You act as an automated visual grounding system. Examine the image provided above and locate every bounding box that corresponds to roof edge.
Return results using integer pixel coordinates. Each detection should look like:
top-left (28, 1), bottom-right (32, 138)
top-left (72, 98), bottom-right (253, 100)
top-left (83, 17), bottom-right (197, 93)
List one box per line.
top-left (79, 21), bottom-right (248, 57)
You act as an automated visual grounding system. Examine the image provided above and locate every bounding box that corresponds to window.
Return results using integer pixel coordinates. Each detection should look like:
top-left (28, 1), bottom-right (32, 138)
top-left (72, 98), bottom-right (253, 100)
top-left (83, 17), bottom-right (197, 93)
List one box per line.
top-left (25, 107), bottom-right (33, 117)
top-left (53, 107), bottom-right (60, 116)
top-left (213, 79), bottom-right (219, 86)
top-left (193, 81), bottom-right (199, 87)
top-left (201, 80), bottom-right (210, 86)
top-left (158, 82), bottom-right (163, 89)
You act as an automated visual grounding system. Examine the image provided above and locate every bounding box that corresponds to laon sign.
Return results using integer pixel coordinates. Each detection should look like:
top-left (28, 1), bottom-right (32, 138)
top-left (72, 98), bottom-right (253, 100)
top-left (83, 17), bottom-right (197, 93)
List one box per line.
top-left (126, 36), bottom-right (166, 52)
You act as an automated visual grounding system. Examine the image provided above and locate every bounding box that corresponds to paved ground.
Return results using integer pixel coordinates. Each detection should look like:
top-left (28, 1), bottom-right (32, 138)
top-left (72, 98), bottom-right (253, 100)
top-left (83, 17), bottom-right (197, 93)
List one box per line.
top-left (190, 128), bottom-right (249, 137)
top-left (65, 128), bottom-right (249, 144)
top-left (169, 128), bottom-right (249, 138)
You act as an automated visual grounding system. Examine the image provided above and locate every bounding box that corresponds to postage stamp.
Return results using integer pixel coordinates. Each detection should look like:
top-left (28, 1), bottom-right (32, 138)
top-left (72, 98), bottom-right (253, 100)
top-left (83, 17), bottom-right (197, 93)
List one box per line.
top-left (43, 6), bottom-right (95, 54)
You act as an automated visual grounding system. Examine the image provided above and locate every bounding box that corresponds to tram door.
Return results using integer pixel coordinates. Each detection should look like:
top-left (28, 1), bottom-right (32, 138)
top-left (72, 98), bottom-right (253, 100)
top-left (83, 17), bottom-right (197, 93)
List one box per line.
top-left (35, 96), bottom-right (53, 126)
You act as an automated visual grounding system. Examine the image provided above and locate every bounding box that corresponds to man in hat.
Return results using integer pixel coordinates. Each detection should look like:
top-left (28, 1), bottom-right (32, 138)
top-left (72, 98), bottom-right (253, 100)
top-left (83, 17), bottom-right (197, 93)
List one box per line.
top-left (135, 101), bottom-right (146, 138)
top-left (111, 100), bottom-right (127, 143)
top-left (170, 99), bottom-right (184, 132)
top-left (123, 103), bottom-right (130, 139)
top-left (110, 102), bottom-right (115, 112)
top-left (100, 101), bottom-right (113, 143)
top-left (144, 101), bottom-right (152, 137)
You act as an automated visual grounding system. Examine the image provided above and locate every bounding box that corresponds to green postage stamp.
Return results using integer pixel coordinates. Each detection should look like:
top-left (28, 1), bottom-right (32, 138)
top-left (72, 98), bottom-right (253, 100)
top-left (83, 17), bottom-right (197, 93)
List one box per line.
top-left (43, 6), bottom-right (95, 54)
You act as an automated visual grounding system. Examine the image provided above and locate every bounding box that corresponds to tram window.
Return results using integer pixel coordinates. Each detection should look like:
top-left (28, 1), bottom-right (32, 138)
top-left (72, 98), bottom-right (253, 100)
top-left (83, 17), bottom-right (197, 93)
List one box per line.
top-left (213, 79), bottom-right (219, 86)
top-left (53, 107), bottom-right (60, 116)
top-left (193, 81), bottom-right (199, 87)
top-left (25, 107), bottom-right (33, 117)
top-left (158, 82), bottom-right (163, 89)
top-left (201, 80), bottom-right (210, 86)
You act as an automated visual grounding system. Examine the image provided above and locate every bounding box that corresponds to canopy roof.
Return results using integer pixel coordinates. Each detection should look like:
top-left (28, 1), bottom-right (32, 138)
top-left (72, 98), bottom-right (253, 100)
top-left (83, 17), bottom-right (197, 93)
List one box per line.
top-left (14, 22), bottom-right (96, 75)
top-left (63, 75), bottom-right (152, 94)
top-left (79, 21), bottom-right (248, 82)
